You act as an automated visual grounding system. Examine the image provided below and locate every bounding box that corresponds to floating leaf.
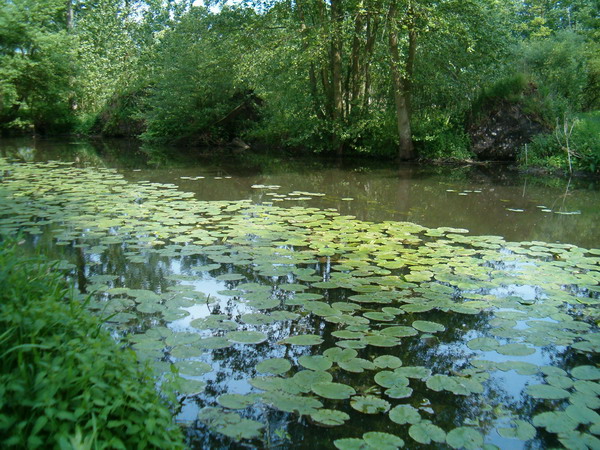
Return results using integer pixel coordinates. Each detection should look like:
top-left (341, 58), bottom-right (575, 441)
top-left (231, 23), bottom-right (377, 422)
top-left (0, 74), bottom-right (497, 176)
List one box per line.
top-left (363, 432), bottom-right (404, 449)
top-left (310, 409), bottom-right (349, 426)
top-left (298, 355), bottom-right (333, 371)
top-left (350, 395), bottom-right (391, 414)
top-left (217, 393), bottom-right (257, 409)
top-left (497, 343), bottom-right (535, 356)
top-left (375, 371), bottom-right (410, 389)
top-left (278, 334), bottom-right (324, 346)
top-left (226, 330), bottom-right (268, 344)
top-left (408, 422), bottom-right (446, 444)
top-left (446, 427), bottom-right (484, 449)
top-left (373, 355), bottom-right (403, 369)
top-left (526, 384), bottom-right (570, 400)
top-left (497, 419), bottom-right (536, 441)
top-left (334, 438), bottom-right (368, 450)
top-left (256, 358), bottom-right (291, 375)
top-left (312, 382), bottom-right (356, 400)
top-left (571, 365), bottom-right (600, 381)
top-left (389, 405), bottom-right (421, 425)
top-left (412, 320), bottom-right (445, 333)
top-left (532, 411), bottom-right (578, 433)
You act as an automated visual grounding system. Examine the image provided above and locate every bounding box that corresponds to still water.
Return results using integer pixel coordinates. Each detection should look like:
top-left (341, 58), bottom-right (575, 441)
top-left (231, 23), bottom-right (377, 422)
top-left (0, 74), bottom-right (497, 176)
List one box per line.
top-left (3, 137), bottom-right (598, 248)
top-left (1, 138), bottom-right (599, 449)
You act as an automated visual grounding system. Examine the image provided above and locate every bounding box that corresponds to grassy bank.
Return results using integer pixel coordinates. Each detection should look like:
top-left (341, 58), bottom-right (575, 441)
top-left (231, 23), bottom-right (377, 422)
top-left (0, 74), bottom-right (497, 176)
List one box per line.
top-left (0, 241), bottom-right (185, 449)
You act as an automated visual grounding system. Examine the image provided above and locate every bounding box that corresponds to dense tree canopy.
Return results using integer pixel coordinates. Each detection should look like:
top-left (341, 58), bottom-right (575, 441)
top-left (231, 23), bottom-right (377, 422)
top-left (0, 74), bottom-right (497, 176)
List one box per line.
top-left (0, 0), bottom-right (598, 165)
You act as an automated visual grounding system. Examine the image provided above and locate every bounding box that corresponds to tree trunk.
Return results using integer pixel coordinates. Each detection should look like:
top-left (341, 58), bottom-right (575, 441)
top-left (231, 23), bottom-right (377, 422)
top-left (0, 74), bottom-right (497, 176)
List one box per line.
top-left (387, 1), bottom-right (415, 160)
top-left (330, 0), bottom-right (344, 155)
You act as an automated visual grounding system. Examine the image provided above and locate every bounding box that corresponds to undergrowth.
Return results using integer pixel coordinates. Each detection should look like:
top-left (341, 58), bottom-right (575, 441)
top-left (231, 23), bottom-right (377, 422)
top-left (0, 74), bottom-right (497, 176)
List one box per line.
top-left (0, 241), bottom-right (185, 449)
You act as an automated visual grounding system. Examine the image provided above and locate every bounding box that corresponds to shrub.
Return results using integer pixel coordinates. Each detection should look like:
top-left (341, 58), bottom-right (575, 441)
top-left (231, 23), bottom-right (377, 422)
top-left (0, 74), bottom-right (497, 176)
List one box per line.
top-left (519, 111), bottom-right (600, 174)
top-left (0, 242), bottom-right (185, 449)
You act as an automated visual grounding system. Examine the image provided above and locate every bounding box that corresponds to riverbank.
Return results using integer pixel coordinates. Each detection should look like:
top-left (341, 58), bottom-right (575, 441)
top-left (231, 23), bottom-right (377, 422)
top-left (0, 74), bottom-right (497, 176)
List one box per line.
top-left (0, 241), bottom-right (185, 449)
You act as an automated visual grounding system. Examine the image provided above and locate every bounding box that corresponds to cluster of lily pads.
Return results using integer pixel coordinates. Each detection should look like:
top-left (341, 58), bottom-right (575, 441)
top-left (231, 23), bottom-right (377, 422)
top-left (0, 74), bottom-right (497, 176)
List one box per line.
top-left (1, 158), bottom-right (599, 449)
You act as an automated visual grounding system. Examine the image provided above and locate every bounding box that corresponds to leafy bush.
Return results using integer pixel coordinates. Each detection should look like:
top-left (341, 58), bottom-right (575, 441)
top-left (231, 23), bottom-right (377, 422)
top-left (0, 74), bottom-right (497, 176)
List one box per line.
top-left (0, 242), bottom-right (184, 449)
top-left (519, 111), bottom-right (600, 174)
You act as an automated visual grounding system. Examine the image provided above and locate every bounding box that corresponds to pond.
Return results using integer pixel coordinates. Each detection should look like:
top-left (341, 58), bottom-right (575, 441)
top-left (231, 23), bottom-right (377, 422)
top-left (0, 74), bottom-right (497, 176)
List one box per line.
top-left (1, 138), bottom-right (599, 449)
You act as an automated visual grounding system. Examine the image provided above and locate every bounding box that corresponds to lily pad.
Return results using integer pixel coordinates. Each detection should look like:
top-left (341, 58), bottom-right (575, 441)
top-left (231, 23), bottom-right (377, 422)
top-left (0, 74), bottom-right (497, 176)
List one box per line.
top-left (412, 320), bottom-right (446, 333)
top-left (408, 422), bottom-right (446, 444)
top-left (497, 419), bottom-right (536, 441)
top-left (310, 409), bottom-right (349, 426)
top-left (526, 384), bottom-right (570, 400)
top-left (217, 393), bottom-right (257, 409)
top-left (298, 355), bottom-right (333, 371)
top-left (312, 382), bottom-right (356, 400)
top-left (256, 358), bottom-right (292, 375)
top-left (279, 334), bottom-right (324, 346)
top-left (226, 330), bottom-right (268, 344)
top-left (571, 365), bottom-right (600, 380)
top-left (389, 405), bottom-right (421, 425)
top-left (350, 395), bottom-right (391, 414)
top-left (373, 355), bottom-right (403, 369)
top-left (446, 427), bottom-right (484, 449)
top-left (363, 432), bottom-right (404, 449)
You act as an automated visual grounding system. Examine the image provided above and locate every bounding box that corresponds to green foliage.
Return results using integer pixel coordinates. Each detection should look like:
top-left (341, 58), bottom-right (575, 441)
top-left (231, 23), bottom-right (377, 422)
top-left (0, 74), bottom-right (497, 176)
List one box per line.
top-left (519, 111), bottom-right (600, 173)
top-left (0, 242), bottom-right (185, 449)
top-left (0, 0), bottom-right (76, 134)
top-left (519, 31), bottom-right (599, 116)
top-left (140, 7), bottom-right (259, 145)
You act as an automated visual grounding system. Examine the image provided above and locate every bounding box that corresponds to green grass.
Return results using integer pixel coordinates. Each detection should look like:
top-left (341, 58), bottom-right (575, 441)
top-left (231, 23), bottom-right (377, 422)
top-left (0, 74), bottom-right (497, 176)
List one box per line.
top-left (0, 241), bottom-right (185, 449)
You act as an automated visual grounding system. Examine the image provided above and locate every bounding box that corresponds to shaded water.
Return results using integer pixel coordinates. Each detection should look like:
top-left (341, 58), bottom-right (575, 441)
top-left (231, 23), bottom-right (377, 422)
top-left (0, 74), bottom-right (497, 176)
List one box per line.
top-left (1, 138), bottom-right (599, 449)
top-left (2, 137), bottom-right (598, 248)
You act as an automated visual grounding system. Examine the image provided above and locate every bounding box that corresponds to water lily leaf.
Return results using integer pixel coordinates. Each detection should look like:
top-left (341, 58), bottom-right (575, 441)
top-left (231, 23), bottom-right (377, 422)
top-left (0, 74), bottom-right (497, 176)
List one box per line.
top-left (278, 334), bottom-right (324, 346)
top-left (385, 386), bottom-right (413, 399)
top-left (332, 330), bottom-right (365, 340)
top-left (408, 422), bottom-right (446, 444)
top-left (339, 358), bottom-right (376, 373)
top-left (217, 393), bottom-right (257, 409)
top-left (532, 411), bottom-right (578, 433)
top-left (260, 391), bottom-right (322, 415)
top-left (197, 337), bottom-right (233, 349)
top-left (446, 427), bottom-right (484, 449)
top-left (565, 404), bottom-right (600, 424)
top-left (373, 355), bottom-right (403, 369)
top-left (546, 375), bottom-right (574, 389)
top-left (190, 315), bottom-right (238, 331)
top-left (292, 370), bottom-right (333, 392)
top-left (298, 355), bottom-right (332, 371)
top-left (334, 438), bottom-right (369, 450)
top-left (558, 432), bottom-right (600, 450)
top-left (256, 358), bottom-right (292, 375)
top-left (279, 283), bottom-right (308, 292)
top-left (394, 366), bottom-right (431, 380)
top-left (412, 320), bottom-right (445, 333)
top-left (312, 382), bottom-right (356, 400)
top-left (389, 405), bottom-right (421, 425)
top-left (226, 330), bottom-right (267, 344)
top-left (216, 273), bottom-right (245, 281)
top-left (310, 409), bottom-right (349, 426)
top-left (323, 347), bottom-right (357, 362)
top-left (174, 377), bottom-right (206, 396)
top-left (526, 384), bottom-right (570, 399)
top-left (380, 326), bottom-right (418, 337)
top-left (363, 432), bottom-right (404, 449)
top-left (466, 337), bottom-right (499, 351)
top-left (497, 419), bottom-right (536, 440)
top-left (241, 313), bottom-right (276, 325)
top-left (375, 371), bottom-right (410, 389)
top-left (350, 395), bottom-right (391, 414)
top-left (497, 343), bottom-right (535, 356)
top-left (174, 360), bottom-right (212, 376)
top-left (571, 365), bottom-right (600, 380)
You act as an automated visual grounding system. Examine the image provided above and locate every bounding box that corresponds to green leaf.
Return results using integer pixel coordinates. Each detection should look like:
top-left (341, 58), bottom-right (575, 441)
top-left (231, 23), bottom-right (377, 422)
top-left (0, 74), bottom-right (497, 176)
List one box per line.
top-left (408, 422), bottom-right (446, 444)
top-left (350, 395), bottom-right (391, 414)
top-left (255, 358), bottom-right (291, 375)
top-left (389, 405), bottom-right (421, 425)
top-left (446, 427), bottom-right (484, 449)
top-left (311, 382), bottom-right (356, 400)
top-left (310, 409), bottom-right (349, 426)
